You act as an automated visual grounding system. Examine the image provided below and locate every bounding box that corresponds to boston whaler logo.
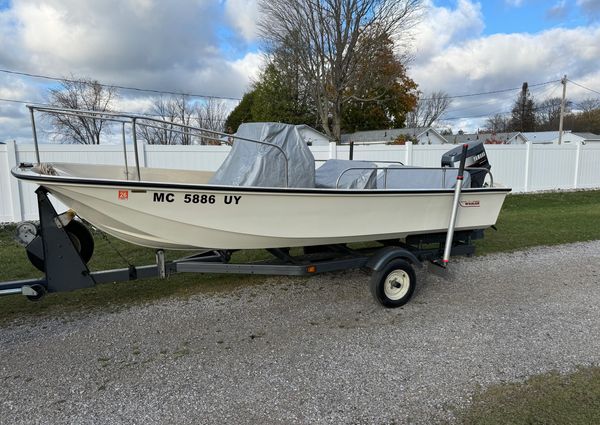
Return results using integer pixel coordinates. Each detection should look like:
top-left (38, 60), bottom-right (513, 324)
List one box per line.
top-left (460, 200), bottom-right (480, 208)
top-left (118, 190), bottom-right (129, 200)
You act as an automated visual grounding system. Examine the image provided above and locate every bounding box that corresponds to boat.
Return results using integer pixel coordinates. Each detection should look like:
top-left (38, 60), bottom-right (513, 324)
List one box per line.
top-left (3, 106), bottom-right (512, 307)
top-left (11, 106), bottom-right (511, 251)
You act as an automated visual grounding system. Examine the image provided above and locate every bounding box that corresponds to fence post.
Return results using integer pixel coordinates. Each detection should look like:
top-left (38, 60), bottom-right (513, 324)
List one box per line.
top-left (523, 142), bottom-right (532, 192)
top-left (329, 141), bottom-right (337, 160)
top-left (138, 141), bottom-right (147, 168)
top-left (7, 140), bottom-right (24, 222)
top-left (573, 142), bottom-right (582, 189)
top-left (405, 142), bottom-right (413, 165)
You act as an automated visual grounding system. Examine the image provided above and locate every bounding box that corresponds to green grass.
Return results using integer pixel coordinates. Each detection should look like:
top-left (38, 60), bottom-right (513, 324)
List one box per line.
top-left (454, 367), bottom-right (600, 425)
top-left (0, 225), bottom-right (270, 324)
top-left (476, 189), bottom-right (600, 255)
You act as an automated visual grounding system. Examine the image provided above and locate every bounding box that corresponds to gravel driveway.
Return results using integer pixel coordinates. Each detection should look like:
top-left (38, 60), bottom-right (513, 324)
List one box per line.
top-left (1, 241), bottom-right (600, 424)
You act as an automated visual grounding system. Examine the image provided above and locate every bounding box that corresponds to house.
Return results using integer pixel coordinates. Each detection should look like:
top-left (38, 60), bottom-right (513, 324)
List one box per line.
top-left (565, 132), bottom-right (600, 144)
top-left (341, 127), bottom-right (448, 145)
top-left (450, 131), bottom-right (600, 145)
top-left (516, 131), bottom-right (600, 144)
top-left (445, 132), bottom-right (526, 145)
top-left (296, 124), bottom-right (333, 146)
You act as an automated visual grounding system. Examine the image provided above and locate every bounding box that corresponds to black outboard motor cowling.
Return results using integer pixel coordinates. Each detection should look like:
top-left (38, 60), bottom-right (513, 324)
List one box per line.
top-left (441, 141), bottom-right (490, 188)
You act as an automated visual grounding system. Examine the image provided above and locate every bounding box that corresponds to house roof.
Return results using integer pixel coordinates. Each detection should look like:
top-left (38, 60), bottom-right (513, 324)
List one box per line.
top-left (445, 132), bottom-right (521, 144)
top-left (573, 132), bottom-right (600, 141)
top-left (295, 124), bottom-right (333, 140)
top-left (520, 131), bottom-right (564, 143)
top-left (341, 127), bottom-right (440, 143)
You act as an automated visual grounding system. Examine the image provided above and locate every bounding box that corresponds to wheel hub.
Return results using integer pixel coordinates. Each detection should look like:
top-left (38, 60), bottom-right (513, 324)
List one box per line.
top-left (384, 270), bottom-right (410, 300)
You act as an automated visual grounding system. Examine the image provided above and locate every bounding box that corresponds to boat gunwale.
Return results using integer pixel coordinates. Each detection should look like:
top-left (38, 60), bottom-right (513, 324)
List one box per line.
top-left (12, 166), bottom-right (512, 196)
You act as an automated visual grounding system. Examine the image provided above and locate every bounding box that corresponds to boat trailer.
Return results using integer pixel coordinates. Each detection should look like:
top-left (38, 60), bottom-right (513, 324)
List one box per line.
top-left (0, 186), bottom-right (484, 308)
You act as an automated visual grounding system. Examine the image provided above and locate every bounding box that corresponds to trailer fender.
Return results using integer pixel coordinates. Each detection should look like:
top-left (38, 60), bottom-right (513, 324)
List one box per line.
top-left (365, 247), bottom-right (423, 272)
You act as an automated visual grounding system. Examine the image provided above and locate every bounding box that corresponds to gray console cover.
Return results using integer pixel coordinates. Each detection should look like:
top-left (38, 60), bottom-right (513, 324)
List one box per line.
top-left (209, 122), bottom-right (315, 188)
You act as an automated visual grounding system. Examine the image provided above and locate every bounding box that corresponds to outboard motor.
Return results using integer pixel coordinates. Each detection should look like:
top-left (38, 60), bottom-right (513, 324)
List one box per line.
top-left (441, 141), bottom-right (491, 188)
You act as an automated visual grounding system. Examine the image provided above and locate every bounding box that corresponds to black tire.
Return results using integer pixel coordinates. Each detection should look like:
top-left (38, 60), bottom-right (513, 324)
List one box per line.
top-left (64, 220), bottom-right (95, 264)
top-left (26, 284), bottom-right (47, 302)
top-left (369, 259), bottom-right (416, 308)
top-left (26, 236), bottom-right (45, 272)
top-left (26, 220), bottom-right (94, 272)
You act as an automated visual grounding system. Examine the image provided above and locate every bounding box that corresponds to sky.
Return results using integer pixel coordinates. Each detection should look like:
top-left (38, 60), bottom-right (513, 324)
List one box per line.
top-left (0, 0), bottom-right (600, 142)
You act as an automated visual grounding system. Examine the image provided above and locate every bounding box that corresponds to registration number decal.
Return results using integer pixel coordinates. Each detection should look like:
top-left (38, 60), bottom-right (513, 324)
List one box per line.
top-left (152, 192), bottom-right (241, 205)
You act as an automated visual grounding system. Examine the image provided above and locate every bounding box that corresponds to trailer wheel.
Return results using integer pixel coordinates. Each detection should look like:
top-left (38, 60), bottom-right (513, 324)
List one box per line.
top-left (25, 284), bottom-right (47, 302)
top-left (27, 220), bottom-right (95, 272)
top-left (370, 259), bottom-right (416, 308)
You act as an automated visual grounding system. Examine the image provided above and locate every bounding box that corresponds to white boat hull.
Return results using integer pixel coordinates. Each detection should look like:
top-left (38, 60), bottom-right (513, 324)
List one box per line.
top-left (14, 164), bottom-right (510, 250)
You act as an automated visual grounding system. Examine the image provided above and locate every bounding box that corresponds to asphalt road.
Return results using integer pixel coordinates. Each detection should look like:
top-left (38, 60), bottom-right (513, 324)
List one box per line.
top-left (1, 241), bottom-right (600, 424)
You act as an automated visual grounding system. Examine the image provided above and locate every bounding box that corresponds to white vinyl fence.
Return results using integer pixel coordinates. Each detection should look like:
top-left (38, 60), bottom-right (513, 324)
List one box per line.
top-left (1, 140), bottom-right (600, 223)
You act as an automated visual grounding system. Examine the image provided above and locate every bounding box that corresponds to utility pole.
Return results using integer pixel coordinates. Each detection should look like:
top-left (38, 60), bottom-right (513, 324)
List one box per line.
top-left (558, 75), bottom-right (567, 145)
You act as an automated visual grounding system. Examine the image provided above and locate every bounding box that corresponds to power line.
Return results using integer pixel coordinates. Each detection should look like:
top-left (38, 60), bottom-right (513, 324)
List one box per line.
top-left (0, 96), bottom-right (229, 122)
top-left (420, 79), bottom-right (560, 101)
top-left (567, 79), bottom-right (600, 97)
top-left (0, 97), bottom-right (43, 106)
top-left (0, 68), bottom-right (242, 101)
top-left (441, 80), bottom-right (565, 121)
top-left (2, 66), bottom-right (564, 104)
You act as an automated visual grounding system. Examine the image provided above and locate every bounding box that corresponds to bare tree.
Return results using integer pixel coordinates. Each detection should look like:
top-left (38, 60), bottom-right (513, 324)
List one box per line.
top-left (406, 91), bottom-right (451, 128)
top-left (484, 113), bottom-right (511, 133)
top-left (139, 96), bottom-right (195, 145)
top-left (48, 78), bottom-right (116, 144)
top-left (536, 97), bottom-right (572, 130)
top-left (196, 98), bottom-right (229, 144)
top-left (258, 0), bottom-right (422, 141)
top-left (577, 97), bottom-right (600, 113)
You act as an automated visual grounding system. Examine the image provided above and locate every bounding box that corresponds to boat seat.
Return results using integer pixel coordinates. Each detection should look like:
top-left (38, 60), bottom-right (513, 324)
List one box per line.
top-left (377, 166), bottom-right (471, 189)
top-left (315, 159), bottom-right (377, 189)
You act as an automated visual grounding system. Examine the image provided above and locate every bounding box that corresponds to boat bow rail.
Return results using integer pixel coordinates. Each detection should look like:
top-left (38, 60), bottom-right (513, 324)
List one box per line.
top-left (26, 105), bottom-right (290, 186)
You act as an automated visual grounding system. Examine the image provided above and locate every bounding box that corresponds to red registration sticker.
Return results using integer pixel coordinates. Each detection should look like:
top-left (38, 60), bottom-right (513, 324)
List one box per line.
top-left (460, 200), bottom-right (480, 208)
top-left (118, 190), bottom-right (129, 200)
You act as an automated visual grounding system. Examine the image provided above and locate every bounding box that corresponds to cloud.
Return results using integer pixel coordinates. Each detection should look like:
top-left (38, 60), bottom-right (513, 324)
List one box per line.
top-left (577, 0), bottom-right (600, 19)
top-left (505, 0), bottom-right (524, 6)
top-left (0, 74), bottom-right (47, 142)
top-left (546, 0), bottom-right (569, 20)
top-left (230, 51), bottom-right (264, 86)
top-left (407, 1), bottom-right (600, 130)
top-left (410, 0), bottom-right (484, 67)
top-left (0, 0), bottom-right (266, 141)
top-left (0, 0), bottom-right (261, 97)
top-left (224, 0), bottom-right (258, 42)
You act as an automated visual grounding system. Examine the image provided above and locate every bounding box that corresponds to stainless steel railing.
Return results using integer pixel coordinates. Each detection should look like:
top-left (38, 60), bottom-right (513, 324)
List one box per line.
top-left (334, 166), bottom-right (494, 189)
top-left (27, 105), bottom-right (290, 186)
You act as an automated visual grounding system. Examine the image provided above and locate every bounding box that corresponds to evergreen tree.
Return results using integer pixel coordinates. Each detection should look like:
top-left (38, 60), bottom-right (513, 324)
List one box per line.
top-left (224, 91), bottom-right (255, 133)
top-left (510, 82), bottom-right (536, 132)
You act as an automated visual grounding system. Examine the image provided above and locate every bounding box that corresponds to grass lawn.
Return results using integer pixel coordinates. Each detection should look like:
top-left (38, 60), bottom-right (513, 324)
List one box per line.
top-left (454, 367), bottom-right (600, 425)
top-left (0, 189), bottom-right (599, 423)
top-left (476, 189), bottom-right (600, 255)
